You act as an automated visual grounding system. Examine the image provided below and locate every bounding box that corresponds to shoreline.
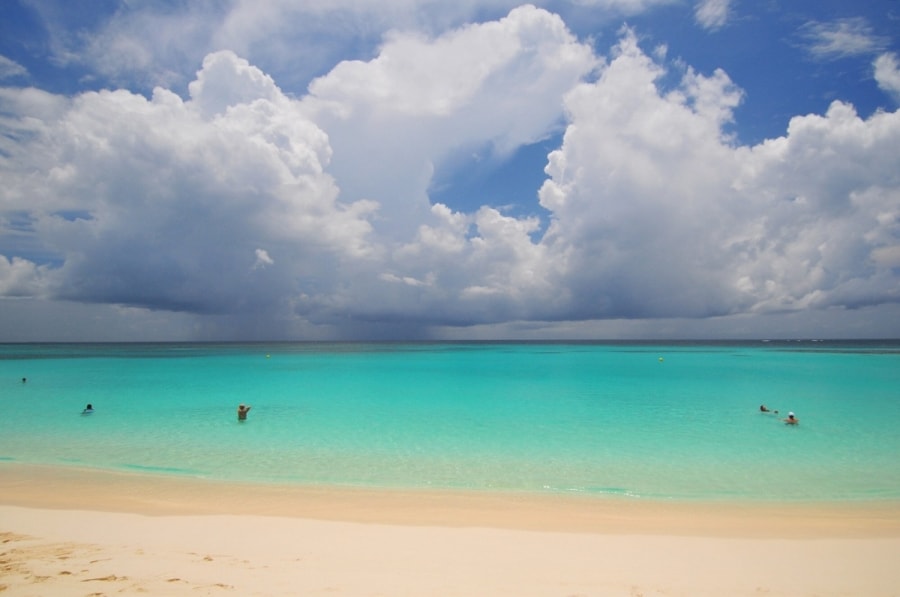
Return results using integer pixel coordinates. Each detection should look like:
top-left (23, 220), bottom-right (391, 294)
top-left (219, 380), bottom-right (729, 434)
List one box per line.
top-left (3, 462), bottom-right (899, 538)
top-left (3, 463), bottom-right (900, 596)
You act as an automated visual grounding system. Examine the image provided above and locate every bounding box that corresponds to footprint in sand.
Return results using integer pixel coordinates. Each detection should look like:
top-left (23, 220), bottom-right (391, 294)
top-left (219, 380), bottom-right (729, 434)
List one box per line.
top-left (29, 574), bottom-right (53, 583)
top-left (82, 574), bottom-right (126, 582)
top-left (1, 532), bottom-right (33, 543)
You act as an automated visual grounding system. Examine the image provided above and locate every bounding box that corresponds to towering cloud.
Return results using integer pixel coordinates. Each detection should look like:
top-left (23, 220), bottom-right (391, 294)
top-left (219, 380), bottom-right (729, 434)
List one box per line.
top-left (1, 6), bottom-right (898, 339)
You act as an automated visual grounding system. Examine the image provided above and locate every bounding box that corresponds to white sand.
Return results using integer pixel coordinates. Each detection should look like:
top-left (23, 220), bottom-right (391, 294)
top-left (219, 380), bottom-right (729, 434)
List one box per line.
top-left (2, 464), bottom-right (899, 596)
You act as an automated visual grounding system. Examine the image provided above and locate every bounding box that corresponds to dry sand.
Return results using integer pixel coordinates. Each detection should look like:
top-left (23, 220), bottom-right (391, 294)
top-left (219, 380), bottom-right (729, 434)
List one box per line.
top-left (2, 464), bottom-right (899, 596)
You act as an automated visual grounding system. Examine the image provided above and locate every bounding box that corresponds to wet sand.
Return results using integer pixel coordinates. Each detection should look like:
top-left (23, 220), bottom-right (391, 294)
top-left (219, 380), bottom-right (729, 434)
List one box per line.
top-left (2, 463), bottom-right (899, 596)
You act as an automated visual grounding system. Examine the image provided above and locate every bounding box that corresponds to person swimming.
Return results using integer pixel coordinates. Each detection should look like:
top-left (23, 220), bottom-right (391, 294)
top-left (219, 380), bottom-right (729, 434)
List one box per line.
top-left (237, 403), bottom-right (251, 421)
top-left (82, 403), bottom-right (94, 415)
top-left (783, 411), bottom-right (799, 425)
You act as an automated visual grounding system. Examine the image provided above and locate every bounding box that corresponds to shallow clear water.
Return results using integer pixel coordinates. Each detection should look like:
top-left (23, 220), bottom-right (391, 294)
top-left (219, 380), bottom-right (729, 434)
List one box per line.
top-left (2, 341), bottom-right (899, 501)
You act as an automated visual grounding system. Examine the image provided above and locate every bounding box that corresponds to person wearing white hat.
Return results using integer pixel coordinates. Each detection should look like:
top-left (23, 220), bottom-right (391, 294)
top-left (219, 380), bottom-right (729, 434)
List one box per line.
top-left (783, 411), bottom-right (798, 425)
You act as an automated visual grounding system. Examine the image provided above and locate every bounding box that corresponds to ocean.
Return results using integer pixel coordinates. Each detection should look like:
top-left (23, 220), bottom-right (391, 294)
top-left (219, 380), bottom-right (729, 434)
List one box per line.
top-left (2, 341), bottom-right (899, 502)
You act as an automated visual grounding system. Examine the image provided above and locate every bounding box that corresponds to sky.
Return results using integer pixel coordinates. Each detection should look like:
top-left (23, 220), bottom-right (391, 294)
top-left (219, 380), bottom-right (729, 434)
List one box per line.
top-left (1, 0), bottom-right (899, 341)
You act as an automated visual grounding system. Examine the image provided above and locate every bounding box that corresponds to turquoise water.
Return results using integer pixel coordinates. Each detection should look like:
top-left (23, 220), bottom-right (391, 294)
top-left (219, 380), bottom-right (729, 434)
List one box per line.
top-left (2, 341), bottom-right (899, 501)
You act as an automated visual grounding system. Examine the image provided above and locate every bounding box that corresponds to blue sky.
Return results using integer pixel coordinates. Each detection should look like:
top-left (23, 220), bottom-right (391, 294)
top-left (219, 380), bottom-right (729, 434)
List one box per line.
top-left (1, 0), bottom-right (899, 341)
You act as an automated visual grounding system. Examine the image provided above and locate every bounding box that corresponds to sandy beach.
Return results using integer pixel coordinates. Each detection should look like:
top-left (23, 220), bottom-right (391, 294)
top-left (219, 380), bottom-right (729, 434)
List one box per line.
top-left (2, 464), bottom-right (899, 596)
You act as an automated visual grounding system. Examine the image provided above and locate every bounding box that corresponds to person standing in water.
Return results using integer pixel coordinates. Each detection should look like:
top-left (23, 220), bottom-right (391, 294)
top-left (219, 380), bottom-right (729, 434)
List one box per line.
top-left (783, 411), bottom-right (799, 425)
top-left (237, 403), bottom-right (251, 421)
top-left (82, 404), bottom-right (94, 415)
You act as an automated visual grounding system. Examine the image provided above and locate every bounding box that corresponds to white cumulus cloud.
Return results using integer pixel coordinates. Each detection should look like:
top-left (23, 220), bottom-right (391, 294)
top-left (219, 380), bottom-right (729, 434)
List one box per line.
top-left (875, 52), bottom-right (900, 103)
top-left (0, 50), bottom-right (373, 321)
top-left (1, 8), bottom-right (899, 339)
top-left (300, 5), bottom-right (597, 239)
top-left (539, 29), bottom-right (900, 320)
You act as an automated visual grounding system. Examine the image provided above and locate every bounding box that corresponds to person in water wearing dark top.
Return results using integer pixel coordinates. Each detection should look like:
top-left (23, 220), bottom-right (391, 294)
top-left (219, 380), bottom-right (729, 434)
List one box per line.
top-left (759, 404), bottom-right (779, 414)
top-left (783, 411), bottom-right (799, 425)
top-left (237, 403), bottom-right (251, 421)
top-left (82, 403), bottom-right (94, 415)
